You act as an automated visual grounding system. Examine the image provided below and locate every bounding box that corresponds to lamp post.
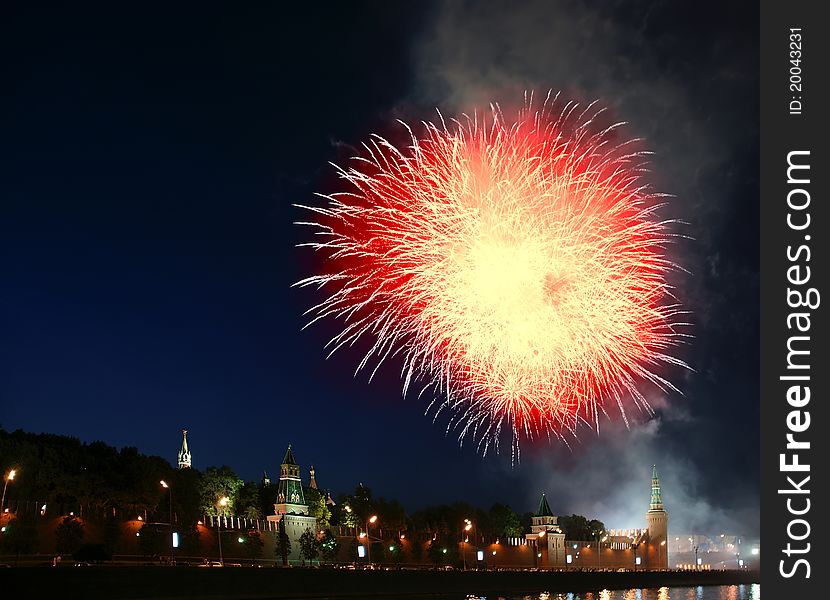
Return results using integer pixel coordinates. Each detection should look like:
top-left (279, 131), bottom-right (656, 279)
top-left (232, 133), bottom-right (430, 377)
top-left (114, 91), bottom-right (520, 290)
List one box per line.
top-left (359, 514), bottom-right (378, 565)
top-left (160, 480), bottom-right (174, 566)
top-left (693, 545), bottom-right (700, 570)
top-left (1, 469), bottom-right (17, 514)
top-left (217, 496), bottom-right (229, 567)
top-left (462, 518), bottom-right (473, 570)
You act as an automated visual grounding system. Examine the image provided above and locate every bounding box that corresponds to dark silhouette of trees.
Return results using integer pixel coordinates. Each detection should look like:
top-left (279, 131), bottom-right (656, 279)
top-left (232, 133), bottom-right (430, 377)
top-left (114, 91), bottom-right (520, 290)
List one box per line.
top-left (55, 515), bottom-right (84, 555)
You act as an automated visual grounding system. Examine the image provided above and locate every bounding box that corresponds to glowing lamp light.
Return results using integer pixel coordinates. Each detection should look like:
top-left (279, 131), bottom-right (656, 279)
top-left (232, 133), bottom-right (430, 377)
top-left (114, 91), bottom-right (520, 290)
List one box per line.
top-left (389, 546), bottom-right (395, 552)
top-left (137, 515), bottom-right (143, 521)
top-left (538, 530), bottom-right (546, 538)
top-left (7, 470), bottom-right (15, 481)
top-left (136, 532), bottom-right (140, 537)
top-left (477, 550), bottom-right (484, 561)
top-left (369, 515), bottom-right (378, 524)
top-left (635, 557), bottom-right (642, 565)
top-left (359, 532), bottom-right (366, 538)
top-left (357, 545), bottom-right (366, 558)
top-left (537, 553), bottom-right (542, 558)
top-left (442, 548), bottom-right (447, 554)
top-left (1, 527), bottom-right (5, 532)
top-left (160, 480), bottom-right (169, 489)
top-left (238, 537), bottom-right (245, 543)
top-left (566, 555), bottom-right (573, 564)
top-left (751, 548), bottom-right (759, 555)
top-left (173, 532), bottom-right (179, 548)
top-left (400, 534), bottom-right (406, 539)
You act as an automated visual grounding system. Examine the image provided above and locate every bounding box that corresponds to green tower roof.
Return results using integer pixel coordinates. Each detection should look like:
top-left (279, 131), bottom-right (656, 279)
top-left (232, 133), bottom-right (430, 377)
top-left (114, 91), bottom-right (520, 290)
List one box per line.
top-left (650, 464), bottom-right (664, 511)
top-left (536, 493), bottom-right (554, 517)
top-left (282, 443), bottom-right (297, 466)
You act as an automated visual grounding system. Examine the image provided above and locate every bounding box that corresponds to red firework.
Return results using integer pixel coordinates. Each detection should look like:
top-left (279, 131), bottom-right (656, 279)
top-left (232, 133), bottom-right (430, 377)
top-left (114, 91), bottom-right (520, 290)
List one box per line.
top-left (296, 92), bottom-right (688, 457)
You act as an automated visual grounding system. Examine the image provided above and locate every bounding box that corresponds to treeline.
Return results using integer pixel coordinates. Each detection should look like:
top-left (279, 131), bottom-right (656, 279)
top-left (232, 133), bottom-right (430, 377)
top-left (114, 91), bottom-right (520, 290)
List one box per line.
top-left (1, 428), bottom-right (604, 550)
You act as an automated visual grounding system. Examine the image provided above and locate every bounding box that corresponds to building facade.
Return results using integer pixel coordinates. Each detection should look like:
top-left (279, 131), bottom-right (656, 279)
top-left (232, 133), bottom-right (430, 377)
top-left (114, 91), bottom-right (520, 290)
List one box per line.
top-left (525, 465), bottom-right (669, 569)
top-left (266, 444), bottom-right (318, 563)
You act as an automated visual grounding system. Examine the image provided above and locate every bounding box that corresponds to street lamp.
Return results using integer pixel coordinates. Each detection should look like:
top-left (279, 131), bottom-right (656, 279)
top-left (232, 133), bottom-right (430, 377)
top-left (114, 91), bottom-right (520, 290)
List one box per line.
top-left (693, 545), bottom-right (700, 570)
top-left (360, 514), bottom-right (378, 565)
top-left (1, 469), bottom-right (17, 515)
top-left (217, 496), bottom-right (229, 566)
top-left (462, 518), bottom-right (473, 570)
top-left (160, 480), bottom-right (174, 566)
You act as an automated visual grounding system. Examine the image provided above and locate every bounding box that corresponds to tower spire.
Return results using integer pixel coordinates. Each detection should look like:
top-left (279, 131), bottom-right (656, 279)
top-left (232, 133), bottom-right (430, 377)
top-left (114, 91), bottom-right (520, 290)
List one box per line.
top-left (309, 465), bottom-right (318, 489)
top-left (274, 444), bottom-right (307, 515)
top-left (649, 464), bottom-right (663, 511)
top-left (177, 429), bottom-right (192, 469)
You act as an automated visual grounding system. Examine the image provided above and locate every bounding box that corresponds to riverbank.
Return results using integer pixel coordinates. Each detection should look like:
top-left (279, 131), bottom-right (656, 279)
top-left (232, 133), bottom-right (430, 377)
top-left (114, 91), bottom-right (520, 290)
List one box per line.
top-left (5, 566), bottom-right (759, 600)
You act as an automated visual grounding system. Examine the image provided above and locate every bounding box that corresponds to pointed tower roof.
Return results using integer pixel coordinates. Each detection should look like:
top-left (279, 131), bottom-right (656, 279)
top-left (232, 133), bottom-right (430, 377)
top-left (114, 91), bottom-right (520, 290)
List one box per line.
top-left (274, 444), bottom-right (307, 515)
top-left (282, 444), bottom-right (297, 466)
top-left (649, 464), bottom-right (664, 511)
top-left (536, 493), bottom-right (554, 517)
top-left (177, 429), bottom-right (191, 469)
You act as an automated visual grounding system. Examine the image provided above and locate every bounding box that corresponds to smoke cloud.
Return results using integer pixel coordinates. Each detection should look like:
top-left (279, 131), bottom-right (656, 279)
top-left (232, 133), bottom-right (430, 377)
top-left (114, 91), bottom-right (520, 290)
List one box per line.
top-left (404, 0), bottom-right (759, 537)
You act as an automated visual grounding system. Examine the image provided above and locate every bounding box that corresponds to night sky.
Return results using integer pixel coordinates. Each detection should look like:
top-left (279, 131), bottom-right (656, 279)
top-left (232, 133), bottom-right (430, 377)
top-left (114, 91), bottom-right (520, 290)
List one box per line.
top-left (1, 2), bottom-right (759, 536)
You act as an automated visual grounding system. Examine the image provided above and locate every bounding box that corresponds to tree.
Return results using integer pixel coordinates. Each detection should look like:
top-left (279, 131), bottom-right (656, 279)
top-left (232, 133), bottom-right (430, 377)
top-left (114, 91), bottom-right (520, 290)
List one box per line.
top-left (305, 487), bottom-right (331, 528)
top-left (558, 514), bottom-right (605, 541)
top-left (299, 527), bottom-right (319, 565)
top-left (319, 529), bottom-right (340, 562)
top-left (370, 541), bottom-right (385, 564)
top-left (103, 515), bottom-right (121, 556)
top-left (274, 521), bottom-right (291, 566)
top-left (427, 539), bottom-right (448, 566)
top-left (489, 503), bottom-right (523, 539)
top-left (258, 481), bottom-right (277, 518)
top-left (409, 537), bottom-right (423, 563)
top-left (236, 482), bottom-right (263, 520)
top-left (238, 530), bottom-right (264, 561)
top-left (137, 523), bottom-right (167, 557)
top-left (1, 513), bottom-right (38, 562)
top-left (199, 466), bottom-right (243, 516)
top-left (55, 515), bottom-right (84, 555)
top-left (387, 541), bottom-right (404, 566)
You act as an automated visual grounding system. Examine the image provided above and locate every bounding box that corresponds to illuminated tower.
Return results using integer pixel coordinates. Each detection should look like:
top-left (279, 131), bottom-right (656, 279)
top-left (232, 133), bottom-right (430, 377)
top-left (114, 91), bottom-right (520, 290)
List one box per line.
top-left (177, 429), bottom-right (191, 469)
top-left (527, 493), bottom-right (566, 567)
top-left (646, 464), bottom-right (669, 568)
top-left (309, 465), bottom-right (318, 490)
top-left (267, 444), bottom-right (318, 563)
top-left (274, 444), bottom-right (307, 515)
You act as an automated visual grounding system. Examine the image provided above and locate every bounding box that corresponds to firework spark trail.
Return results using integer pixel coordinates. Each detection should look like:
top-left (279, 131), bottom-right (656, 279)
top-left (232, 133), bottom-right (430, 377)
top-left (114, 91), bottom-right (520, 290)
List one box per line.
top-left (295, 92), bottom-right (690, 459)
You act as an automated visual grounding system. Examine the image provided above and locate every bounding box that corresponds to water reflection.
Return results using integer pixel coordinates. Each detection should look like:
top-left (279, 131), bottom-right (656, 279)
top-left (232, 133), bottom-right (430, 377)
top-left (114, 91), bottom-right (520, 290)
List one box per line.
top-left (464, 585), bottom-right (759, 600)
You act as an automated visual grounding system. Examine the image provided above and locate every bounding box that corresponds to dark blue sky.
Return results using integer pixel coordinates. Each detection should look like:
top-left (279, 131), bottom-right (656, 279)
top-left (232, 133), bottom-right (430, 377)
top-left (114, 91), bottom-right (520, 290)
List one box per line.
top-left (1, 1), bottom-right (759, 535)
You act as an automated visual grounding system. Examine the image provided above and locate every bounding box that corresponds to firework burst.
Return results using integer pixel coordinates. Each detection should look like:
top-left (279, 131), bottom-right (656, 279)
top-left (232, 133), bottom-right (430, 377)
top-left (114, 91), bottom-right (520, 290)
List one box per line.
top-left (295, 91), bottom-right (689, 459)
